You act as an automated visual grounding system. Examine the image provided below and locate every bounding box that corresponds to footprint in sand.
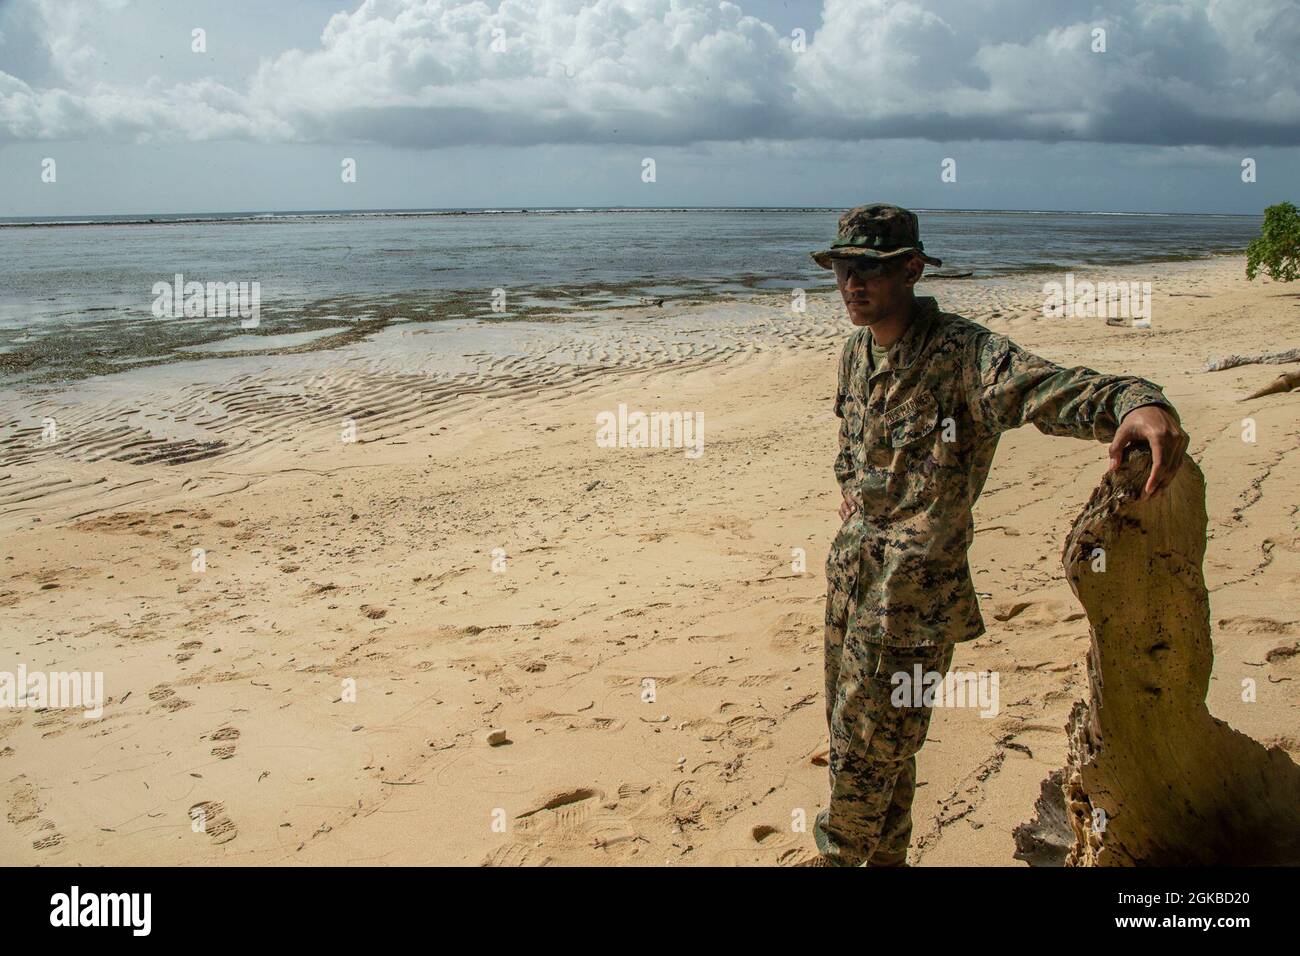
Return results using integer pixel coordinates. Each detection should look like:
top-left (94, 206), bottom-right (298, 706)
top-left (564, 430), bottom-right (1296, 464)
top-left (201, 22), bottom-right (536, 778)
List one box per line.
top-left (991, 600), bottom-right (1081, 626)
top-left (147, 685), bottom-right (192, 713)
top-left (5, 775), bottom-right (65, 853)
top-left (768, 611), bottom-right (819, 651)
top-left (207, 726), bottom-right (241, 760)
top-left (1266, 643), bottom-right (1300, 664)
top-left (32, 819), bottom-right (64, 851)
top-left (189, 800), bottom-right (238, 844)
top-left (479, 842), bottom-right (553, 867)
top-left (175, 640), bottom-right (203, 663)
top-left (1218, 615), bottom-right (1296, 636)
top-left (482, 786), bottom-right (646, 865)
top-left (33, 709), bottom-right (72, 738)
top-left (686, 633), bottom-right (729, 645)
top-left (75, 511), bottom-right (170, 538)
top-left (728, 823), bottom-right (809, 866)
top-left (752, 824), bottom-right (780, 842)
top-left (691, 665), bottom-right (731, 687)
top-left (776, 846), bottom-right (823, 866)
top-left (6, 775), bottom-right (40, 825)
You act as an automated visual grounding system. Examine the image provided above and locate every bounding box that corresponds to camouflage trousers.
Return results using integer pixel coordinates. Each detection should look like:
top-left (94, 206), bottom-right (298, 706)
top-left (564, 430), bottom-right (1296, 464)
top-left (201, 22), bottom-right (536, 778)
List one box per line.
top-left (815, 578), bottom-right (955, 867)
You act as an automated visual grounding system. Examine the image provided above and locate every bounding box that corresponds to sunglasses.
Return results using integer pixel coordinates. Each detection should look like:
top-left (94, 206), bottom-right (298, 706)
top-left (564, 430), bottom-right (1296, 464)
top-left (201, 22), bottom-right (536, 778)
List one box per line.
top-left (831, 257), bottom-right (899, 283)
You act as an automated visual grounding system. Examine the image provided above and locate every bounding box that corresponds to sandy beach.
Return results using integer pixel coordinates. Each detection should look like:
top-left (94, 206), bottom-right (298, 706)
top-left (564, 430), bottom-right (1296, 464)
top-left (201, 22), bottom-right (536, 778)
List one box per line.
top-left (1, 255), bottom-right (1297, 866)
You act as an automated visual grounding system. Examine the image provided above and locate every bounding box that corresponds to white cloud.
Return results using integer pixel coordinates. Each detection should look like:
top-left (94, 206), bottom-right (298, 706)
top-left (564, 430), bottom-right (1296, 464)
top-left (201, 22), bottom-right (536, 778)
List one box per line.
top-left (1, 0), bottom-right (1297, 147)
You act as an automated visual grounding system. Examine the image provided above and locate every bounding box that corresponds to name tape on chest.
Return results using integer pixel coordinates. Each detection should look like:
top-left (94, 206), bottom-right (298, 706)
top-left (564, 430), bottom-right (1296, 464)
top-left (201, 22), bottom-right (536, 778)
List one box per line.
top-left (881, 395), bottom-right (929, 427)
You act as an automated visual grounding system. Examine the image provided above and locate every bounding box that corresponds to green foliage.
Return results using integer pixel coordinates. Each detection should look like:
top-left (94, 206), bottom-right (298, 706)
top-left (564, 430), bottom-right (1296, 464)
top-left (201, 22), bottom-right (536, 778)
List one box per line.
top-left (1246, 202), bottom-right (1300, 282)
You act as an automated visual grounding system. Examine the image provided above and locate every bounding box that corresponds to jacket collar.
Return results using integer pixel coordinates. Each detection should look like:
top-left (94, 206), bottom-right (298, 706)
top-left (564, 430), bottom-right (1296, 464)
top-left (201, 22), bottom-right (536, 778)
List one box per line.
top-left (868, 296), bottom-right (939, 375)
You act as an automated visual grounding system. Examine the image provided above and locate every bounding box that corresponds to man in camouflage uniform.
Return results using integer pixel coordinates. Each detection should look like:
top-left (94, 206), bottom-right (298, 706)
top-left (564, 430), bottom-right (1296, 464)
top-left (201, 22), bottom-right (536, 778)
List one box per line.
top-left (808, 204), bottom-right (1188, 866)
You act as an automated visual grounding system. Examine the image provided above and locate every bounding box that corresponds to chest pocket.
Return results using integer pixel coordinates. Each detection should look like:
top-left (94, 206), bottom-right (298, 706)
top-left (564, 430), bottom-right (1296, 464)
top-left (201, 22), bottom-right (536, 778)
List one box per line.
top-left (882, 391), bottom-right (940, 448)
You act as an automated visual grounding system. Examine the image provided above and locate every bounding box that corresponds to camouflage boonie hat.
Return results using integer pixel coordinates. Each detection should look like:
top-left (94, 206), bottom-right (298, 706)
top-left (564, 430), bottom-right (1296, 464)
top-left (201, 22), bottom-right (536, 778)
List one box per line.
top-left (811, 203), bottom-right (942, 269)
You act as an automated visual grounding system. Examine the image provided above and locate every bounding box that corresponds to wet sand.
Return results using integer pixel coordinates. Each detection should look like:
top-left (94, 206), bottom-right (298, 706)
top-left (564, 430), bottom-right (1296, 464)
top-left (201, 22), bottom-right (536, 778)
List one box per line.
top-left (1, 256), bottom-right (1297, 865)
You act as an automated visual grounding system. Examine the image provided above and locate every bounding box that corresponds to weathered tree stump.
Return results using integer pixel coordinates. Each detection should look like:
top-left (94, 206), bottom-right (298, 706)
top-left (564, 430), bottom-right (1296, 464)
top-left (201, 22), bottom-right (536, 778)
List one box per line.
top-left (1014, 450), bottom-right (1300, 866)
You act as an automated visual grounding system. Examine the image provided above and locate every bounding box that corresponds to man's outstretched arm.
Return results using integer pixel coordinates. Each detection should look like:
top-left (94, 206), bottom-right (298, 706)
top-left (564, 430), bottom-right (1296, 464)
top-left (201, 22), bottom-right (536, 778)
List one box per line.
top-left (964, 331), bottom-right (1188, 497)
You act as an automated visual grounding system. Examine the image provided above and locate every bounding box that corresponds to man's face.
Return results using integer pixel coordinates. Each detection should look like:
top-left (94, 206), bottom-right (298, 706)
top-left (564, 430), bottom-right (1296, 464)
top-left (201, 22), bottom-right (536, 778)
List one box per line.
top-left (833, 254), bottom-right (924, 326)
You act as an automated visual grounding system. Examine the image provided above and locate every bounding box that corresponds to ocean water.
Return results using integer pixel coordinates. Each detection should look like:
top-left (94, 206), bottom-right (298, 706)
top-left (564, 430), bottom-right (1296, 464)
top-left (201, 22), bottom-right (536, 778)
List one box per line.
top-left (0, 208), bottom-right (1261, 384)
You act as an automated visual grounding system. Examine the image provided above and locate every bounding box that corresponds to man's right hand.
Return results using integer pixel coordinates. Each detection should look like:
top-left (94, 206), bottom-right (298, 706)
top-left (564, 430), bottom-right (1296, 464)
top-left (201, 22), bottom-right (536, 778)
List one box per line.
top-left (839, 493), bottom-right (859, 522)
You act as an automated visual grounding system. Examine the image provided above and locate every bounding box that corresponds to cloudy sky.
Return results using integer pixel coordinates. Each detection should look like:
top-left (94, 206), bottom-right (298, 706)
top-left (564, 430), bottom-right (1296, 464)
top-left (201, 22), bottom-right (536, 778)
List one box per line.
top-left (2, 0), bottom-right (1297, 216)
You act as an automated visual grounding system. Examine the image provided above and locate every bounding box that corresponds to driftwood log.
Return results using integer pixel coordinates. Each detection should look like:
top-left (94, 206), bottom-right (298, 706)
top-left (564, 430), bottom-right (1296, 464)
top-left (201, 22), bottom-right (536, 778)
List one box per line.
top-left (1203, 347), bottom-right (1300, 372)
top-left (1014, 450), bottom-right (1300, 866)
top-left (1242, 369), bottom-right (1300, 401)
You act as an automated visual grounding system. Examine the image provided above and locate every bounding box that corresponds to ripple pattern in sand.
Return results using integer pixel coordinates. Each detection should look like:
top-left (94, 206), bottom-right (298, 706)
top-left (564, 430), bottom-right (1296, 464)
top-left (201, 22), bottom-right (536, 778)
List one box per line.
top-left (0, 297), bottom-right (844, 518)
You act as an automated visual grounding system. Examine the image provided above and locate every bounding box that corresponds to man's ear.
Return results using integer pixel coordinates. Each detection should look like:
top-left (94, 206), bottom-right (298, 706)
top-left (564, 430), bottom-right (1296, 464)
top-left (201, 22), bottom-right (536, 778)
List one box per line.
top-left (901, 254), bottom-right (924, 288)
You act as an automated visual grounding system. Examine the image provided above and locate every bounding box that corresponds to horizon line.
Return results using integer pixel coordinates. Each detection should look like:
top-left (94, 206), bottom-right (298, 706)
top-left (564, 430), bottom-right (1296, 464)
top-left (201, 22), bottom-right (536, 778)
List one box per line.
top-left (0, 204), bottom-right (1265, 226)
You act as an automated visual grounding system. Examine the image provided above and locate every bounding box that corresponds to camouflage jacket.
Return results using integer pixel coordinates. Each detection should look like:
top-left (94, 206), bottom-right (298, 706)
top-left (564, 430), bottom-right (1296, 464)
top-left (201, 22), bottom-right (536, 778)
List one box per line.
top-left (829, 296), bottom-right (1170, 648)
